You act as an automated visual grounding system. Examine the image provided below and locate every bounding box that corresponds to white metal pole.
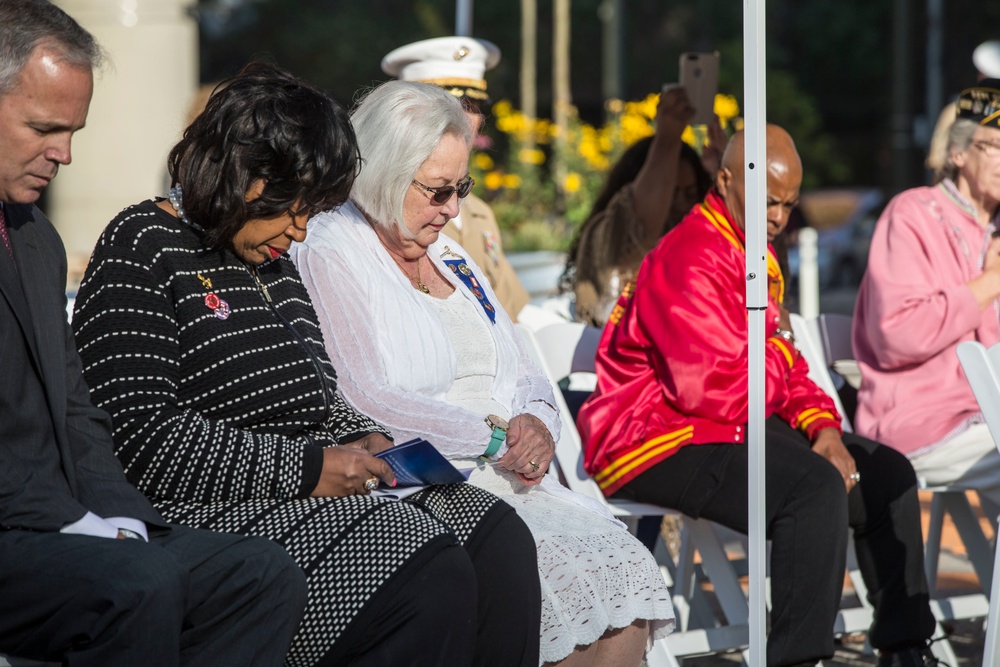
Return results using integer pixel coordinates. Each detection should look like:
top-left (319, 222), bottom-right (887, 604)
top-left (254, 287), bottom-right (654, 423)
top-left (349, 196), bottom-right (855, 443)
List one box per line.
top-left (743, 0), bottom-right (767, 664)
top-left (798, 227), bottom-right (819, 320)
top-left (455, 0), bottom-right (473, 36)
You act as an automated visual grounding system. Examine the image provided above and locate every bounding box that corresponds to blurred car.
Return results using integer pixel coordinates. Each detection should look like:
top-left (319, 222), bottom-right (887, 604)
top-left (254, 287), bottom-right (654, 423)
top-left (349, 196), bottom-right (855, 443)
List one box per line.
top-left (787, 187), bottom-right (885, 293)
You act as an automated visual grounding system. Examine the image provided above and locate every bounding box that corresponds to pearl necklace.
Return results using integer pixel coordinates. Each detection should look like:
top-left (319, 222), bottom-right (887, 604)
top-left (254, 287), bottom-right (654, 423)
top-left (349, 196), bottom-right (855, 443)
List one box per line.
top-left (167, 185), bottom-right (206, 232)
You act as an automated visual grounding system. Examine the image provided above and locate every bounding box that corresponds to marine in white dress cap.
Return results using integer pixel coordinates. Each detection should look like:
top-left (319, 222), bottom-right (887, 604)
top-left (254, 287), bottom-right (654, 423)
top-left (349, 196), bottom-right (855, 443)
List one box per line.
top-left (381, 36), bottom-right (501, 107)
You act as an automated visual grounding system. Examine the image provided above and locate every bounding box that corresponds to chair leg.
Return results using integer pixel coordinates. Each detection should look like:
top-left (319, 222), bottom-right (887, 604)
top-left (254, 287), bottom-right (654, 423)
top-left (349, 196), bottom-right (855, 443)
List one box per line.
top-left (983, 525), bottom-right (1000, 667)
top-left (942, 493), bottom-right (995, 592)
top-left (925, 493), bottom-right (947, 592)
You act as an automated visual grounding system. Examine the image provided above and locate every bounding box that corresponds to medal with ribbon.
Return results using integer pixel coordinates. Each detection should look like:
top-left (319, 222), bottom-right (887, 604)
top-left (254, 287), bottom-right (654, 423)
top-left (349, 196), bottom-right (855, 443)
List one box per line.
top-left (441, 246), bottom-right (496, 324)
top-left (197, 272), bottom-right (231, 320)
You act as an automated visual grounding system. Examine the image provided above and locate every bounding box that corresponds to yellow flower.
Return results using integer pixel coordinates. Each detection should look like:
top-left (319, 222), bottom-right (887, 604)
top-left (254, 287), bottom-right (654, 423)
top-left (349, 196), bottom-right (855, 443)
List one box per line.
top-left (502, 174), bottom-right (523, 189)
top-left (564, 172), bottom-right (582, 193)
top-left (620, 113), bottom-right (655, 146)
top-left (681, 126), bottom-right (697, 147)
top-left (492, 100), bottom-right (513, 118)
top-left (484, 171), bottom-right (504, 190)
top-left (713, 94), bottom-right (741, 127)
top-left (474, 153), bottom-right (494, 171)
top-left (518, 148), bottom-right (546, 165)
top-left (605, 98), bottom-right (624, 114)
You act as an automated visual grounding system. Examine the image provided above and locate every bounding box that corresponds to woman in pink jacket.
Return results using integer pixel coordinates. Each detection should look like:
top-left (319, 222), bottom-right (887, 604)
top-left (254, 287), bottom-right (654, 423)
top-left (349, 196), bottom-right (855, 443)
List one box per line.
top-left (854, 79), bottom-right (1000, 507)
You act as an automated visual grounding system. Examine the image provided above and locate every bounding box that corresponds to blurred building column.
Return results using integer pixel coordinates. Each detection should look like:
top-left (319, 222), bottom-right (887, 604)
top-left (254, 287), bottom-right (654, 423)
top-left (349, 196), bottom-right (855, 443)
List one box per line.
top-left (598, 0), bottom-right (624, 105)
top-left (890, 0), bottom-right (915, 193)
top-left (52, 0), bottom-right (197, 283)
top-left (455, 0), bottom-right (473, 36)
top-left (552, 0), bottom-right (571, 218)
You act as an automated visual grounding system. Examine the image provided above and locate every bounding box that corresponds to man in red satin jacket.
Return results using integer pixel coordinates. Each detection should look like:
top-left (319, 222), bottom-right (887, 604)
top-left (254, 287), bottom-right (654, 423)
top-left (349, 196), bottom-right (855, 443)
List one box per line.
top-left (578, 125), bottom-right (935, 667)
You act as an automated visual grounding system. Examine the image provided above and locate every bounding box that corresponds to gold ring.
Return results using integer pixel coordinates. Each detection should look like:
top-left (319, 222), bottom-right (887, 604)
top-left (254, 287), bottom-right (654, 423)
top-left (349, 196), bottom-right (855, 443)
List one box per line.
top-left (364, 477), bottom-right (379, 492)
top-left (529, 460), bottom-right (539, 472)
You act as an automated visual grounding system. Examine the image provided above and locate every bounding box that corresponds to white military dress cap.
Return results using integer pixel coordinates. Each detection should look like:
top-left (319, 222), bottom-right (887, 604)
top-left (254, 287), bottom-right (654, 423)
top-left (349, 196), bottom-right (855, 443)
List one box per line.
top-left (974, 41), bottom-right (1000, 79)
top-left (381, 36), bottom-right (501, 102)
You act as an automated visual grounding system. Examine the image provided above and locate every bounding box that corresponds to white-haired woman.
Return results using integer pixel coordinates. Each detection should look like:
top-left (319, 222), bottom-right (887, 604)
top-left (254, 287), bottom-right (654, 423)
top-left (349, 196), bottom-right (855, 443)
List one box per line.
top-left (292, 81), bottom-right (674, 667)
top-left (854, 79), bottom-right (1000, 509)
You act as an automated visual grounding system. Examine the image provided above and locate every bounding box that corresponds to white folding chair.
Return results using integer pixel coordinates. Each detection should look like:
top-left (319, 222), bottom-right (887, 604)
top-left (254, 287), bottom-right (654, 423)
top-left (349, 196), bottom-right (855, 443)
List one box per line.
top-left (956, 340), bottom-right (1000, 666)
top-left (517, 322), bottom-right (751, 664)
top-left (790, 314), bottom-right (877, 642)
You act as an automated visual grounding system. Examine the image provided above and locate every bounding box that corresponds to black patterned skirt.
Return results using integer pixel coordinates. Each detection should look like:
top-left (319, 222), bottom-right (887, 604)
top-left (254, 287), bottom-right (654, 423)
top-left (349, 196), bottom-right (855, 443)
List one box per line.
top-left (156, 483), bottom-right (503, 667)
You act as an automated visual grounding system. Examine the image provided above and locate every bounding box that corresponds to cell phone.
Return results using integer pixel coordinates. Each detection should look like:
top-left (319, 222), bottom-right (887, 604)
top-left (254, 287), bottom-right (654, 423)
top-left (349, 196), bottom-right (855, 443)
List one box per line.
top-left (679, 51), bottom-right (720, 126)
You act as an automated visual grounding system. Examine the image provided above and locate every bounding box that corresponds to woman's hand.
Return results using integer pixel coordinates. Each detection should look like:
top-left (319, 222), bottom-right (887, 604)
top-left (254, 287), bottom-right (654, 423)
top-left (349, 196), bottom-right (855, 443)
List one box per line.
top-left (311, 446), bottom-right (395, 497)
top-left (812, 427), bottom-right (858, 493)
top-left (656, 86), bottom-right (696, 144)
top-left (342, 433), bottom-right (394, 455)
top-left (970, 235), bottom-right (1000, 309)
top-left (499, 414), bottom-right (555, 486)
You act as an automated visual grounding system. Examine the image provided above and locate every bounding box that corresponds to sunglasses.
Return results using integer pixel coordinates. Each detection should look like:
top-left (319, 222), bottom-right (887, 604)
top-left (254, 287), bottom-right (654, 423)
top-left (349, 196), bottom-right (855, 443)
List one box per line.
top-left (411, 176), bottom-right (474, 205)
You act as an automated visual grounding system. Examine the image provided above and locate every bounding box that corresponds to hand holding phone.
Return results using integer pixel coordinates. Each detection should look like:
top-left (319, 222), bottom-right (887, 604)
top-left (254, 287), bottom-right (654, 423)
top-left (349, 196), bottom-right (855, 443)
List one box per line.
top-left (656, 85), bottom-right (695, 141)
top-left (679, 51), bottom-right (720, 125)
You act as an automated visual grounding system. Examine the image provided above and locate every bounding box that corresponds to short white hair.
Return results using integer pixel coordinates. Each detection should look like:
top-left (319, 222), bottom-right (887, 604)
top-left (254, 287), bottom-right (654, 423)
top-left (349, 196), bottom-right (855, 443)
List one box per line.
top-left (350, 80), bottom-right (472, 233)
top-left (942, 118), bottom-right (981, 183)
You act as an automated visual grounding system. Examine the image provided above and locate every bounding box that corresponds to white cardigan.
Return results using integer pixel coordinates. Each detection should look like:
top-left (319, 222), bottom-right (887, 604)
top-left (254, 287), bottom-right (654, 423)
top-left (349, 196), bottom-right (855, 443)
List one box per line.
top-left (292, 200), bottom-right (559, 458)
top-left (293, 202), bottom-right (621, 519)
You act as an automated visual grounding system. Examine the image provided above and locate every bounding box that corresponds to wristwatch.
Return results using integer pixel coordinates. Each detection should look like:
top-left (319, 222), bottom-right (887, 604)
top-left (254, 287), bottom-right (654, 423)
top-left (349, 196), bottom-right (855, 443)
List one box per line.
top-left (774, 328), bottom-right (797, 347)
top-left (117, 528), bottom-right (143, 541)
top-left (483, 414), bottom-right (510, 458)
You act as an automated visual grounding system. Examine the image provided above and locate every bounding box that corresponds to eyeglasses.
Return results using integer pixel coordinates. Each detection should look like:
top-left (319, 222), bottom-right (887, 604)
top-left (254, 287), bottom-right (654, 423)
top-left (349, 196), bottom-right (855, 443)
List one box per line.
top-left (411, 176), bottom-right (474, 205)
top-left (972, 140), bottom-right (1000, 158)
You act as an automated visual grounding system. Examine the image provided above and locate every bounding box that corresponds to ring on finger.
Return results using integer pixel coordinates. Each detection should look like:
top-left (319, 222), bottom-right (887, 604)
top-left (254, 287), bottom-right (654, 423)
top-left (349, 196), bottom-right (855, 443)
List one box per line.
top-left (848, 472), bottom-right (861, 483)
top-left (529, 460), bottom-right (540, 472)
top-left (364, 476), bottom-right (379, 492)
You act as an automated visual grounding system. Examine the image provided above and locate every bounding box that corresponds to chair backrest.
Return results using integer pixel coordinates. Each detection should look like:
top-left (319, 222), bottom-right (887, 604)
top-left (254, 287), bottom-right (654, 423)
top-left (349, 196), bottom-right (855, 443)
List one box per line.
top-left (789, 313), bottom-right (853, 432)
top-left (816, 313), bottom-right (854, 368)
top-left (515, 322), bottom-right (609, 504)
top-left (956, 341), bottom-right (1000, 455)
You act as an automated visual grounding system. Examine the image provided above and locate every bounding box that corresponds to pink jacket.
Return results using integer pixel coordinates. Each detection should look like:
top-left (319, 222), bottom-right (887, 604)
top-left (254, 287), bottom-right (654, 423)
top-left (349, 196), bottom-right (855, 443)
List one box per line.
top-left (853, 183), bottom-right (1000, 456)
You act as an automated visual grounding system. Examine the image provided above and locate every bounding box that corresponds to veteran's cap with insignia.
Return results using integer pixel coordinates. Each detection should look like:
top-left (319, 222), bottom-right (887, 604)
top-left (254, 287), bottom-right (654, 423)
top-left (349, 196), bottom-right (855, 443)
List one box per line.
top-left (381, 36), bottom-right (501, 107)
top-left (957, 79), bottom-right (1000, 129)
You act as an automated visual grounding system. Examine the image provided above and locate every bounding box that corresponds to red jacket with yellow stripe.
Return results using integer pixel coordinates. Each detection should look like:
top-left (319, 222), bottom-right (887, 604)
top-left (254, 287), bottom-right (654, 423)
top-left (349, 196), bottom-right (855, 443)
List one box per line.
top-left (578, 191), bottom-right (841, 495)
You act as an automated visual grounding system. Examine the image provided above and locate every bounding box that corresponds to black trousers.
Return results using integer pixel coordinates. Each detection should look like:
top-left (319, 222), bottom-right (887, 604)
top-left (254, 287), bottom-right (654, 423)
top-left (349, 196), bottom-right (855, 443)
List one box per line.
top-left (0, 524), bottom-right (307, 667)
top-left (325, 501), bottom-right (541, 667)
top-left (615, 417), bottom-right (935, 667)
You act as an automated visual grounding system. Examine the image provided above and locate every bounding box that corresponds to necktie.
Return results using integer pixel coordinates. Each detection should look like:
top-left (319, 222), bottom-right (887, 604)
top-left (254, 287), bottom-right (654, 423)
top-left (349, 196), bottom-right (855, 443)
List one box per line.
top-left (0, 205), bottom-right (11, 257)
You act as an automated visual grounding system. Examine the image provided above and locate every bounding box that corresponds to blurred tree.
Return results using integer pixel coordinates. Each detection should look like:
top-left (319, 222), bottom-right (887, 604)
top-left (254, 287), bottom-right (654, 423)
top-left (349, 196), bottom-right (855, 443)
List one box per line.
top-left (194, 0), bottom-right (1000, 198)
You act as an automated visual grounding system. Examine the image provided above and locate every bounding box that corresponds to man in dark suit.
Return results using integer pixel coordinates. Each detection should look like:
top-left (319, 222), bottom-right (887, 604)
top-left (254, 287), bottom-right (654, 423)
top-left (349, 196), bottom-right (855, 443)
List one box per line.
top-left (0, 2), bottom-right (307, 664)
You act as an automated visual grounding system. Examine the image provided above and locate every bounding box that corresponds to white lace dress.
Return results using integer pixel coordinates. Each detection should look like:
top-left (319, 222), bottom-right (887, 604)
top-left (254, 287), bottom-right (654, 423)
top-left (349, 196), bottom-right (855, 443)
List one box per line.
top-left (422, 290), bottom-right (675, 664)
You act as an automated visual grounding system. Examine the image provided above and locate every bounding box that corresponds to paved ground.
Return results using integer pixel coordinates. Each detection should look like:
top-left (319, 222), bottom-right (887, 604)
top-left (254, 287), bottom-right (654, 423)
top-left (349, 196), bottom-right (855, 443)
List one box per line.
top-left (672, 490), bottom-right (994, 666)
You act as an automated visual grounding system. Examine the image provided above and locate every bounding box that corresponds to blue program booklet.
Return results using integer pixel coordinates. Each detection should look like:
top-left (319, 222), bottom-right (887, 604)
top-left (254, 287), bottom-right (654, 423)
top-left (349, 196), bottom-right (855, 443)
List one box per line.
top-left (375, 438), bottom-right (467, 487)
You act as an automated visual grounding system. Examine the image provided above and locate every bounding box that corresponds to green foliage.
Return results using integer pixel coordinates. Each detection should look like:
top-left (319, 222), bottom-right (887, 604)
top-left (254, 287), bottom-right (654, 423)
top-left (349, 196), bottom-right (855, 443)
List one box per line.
top-left (194, 0), bottom-right (1000, 248)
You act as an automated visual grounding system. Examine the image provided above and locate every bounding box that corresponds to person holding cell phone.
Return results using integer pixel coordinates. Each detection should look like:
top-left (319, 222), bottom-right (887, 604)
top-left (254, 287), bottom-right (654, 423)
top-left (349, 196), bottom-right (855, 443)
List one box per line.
top-left (562, 85), bottom-right (722, 326)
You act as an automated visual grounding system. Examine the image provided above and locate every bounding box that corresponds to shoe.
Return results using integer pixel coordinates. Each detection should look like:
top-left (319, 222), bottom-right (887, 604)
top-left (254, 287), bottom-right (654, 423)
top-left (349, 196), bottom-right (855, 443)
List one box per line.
top-left (876, 645), bottom-right (939, 667)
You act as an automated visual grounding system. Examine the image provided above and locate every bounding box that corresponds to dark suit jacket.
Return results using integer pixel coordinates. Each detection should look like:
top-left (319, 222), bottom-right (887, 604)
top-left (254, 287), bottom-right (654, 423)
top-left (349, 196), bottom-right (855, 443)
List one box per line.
top-left (0, 203), bottom-right (164, 532)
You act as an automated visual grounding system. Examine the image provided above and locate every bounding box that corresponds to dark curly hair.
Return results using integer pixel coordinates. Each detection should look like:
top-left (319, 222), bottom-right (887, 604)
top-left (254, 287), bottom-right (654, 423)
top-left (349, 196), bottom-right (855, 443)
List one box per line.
top-left (559, 138), bottom-right (711, 294)
top-left (167, 61), bottom-right (359, 249)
